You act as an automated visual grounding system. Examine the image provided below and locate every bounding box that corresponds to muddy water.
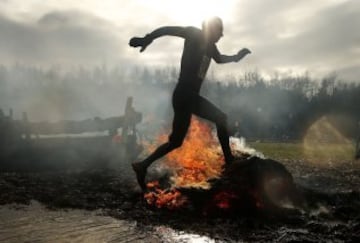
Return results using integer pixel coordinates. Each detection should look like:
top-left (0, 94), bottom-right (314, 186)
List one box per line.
top-left (0, 201), bottom-right (216, 243)
top-left (0, 201), bottom-right (153, 243)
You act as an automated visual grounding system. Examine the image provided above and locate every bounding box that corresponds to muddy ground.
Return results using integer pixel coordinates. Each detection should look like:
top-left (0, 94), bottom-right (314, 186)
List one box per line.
top-left (1, 144), bottom-right (360, 242)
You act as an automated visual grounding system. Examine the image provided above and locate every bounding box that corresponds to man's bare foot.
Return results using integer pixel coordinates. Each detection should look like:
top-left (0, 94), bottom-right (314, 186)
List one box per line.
top-left (132, 162), bottom-right (147, 191)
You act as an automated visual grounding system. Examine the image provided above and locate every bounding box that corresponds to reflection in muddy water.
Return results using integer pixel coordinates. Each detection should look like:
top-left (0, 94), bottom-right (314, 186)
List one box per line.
top-left (153, 226), bottom-right (216, 243)
top-left (0, 201), bottom-right (217, 243)
top-left (0, 201), bottom-right (153, 242)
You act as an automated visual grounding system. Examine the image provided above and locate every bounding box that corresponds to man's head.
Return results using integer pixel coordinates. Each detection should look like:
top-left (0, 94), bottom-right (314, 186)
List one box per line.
top-left (202, 16), bottom-right (223, 43)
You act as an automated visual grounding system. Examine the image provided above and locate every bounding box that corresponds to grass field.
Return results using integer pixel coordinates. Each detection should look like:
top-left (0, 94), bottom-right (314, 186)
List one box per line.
top-left (249, 141), bottom-right (356, 163)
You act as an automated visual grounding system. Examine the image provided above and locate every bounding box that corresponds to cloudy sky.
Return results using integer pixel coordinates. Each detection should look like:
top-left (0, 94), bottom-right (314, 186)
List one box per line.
top-left (0, 0), bottom-right (359, 81)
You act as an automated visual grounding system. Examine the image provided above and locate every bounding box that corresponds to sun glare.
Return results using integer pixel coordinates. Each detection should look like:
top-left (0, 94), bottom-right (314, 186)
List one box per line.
top-left (303, 116), bottom-right (354, 164)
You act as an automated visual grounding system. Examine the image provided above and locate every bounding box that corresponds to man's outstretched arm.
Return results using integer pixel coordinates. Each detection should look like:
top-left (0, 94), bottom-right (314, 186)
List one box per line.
top-left (129, 26), bottom-right (187, 52)
top-left (212, 47), bottom-right (251, 64)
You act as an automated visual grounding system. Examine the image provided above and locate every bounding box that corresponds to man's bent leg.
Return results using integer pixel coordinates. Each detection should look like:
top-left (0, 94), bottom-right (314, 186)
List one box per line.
top-left (132, 142), bottom-right (173, 191)
top-left (132, 111), bottom-right (191, 190)
top-left (192, 96), bottom-right (234, 163)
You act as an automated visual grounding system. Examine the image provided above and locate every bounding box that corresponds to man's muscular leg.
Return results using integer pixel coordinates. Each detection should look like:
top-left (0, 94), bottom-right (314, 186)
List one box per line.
top-left (132, 110), bottom-right (191, 190)
top-left (192, 95), bottom-right (234, 163)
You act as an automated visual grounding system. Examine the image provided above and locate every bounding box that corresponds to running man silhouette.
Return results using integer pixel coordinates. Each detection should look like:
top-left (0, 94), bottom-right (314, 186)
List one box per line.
top-left (129, 17), bottom-right (251, 191)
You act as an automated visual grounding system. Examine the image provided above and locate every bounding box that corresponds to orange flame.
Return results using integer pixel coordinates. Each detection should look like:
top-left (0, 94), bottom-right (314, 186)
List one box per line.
top-left (144, 181), bottom-right (187, 210)
top-left (164, 117), bottom-right (224, 189)
top-left (143, 118), bottom-right (268, 211)
top-left (144, 117), bottom-right (225, 209)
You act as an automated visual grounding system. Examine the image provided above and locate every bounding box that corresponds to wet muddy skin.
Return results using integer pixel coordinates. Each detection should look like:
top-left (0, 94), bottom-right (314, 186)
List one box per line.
top-left (1, 158), bottom-right (360, 242)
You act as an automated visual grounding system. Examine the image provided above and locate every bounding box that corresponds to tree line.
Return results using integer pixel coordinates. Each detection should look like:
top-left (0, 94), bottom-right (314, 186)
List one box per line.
top-left (0, 64), bottom-right (359, 141)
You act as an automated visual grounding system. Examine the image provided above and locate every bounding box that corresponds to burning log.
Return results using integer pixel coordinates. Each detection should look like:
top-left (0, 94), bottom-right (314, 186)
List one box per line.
top-left (191, 157), bottom-right (304, 214)
top-left (143, 118), bottom-right (305, 216)
top-left (145, 156), bottom-right (305, 216)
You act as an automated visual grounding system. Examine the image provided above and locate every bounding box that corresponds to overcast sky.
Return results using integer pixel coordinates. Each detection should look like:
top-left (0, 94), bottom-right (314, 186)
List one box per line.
top-left (0, 0), bottom-right (359, 81)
